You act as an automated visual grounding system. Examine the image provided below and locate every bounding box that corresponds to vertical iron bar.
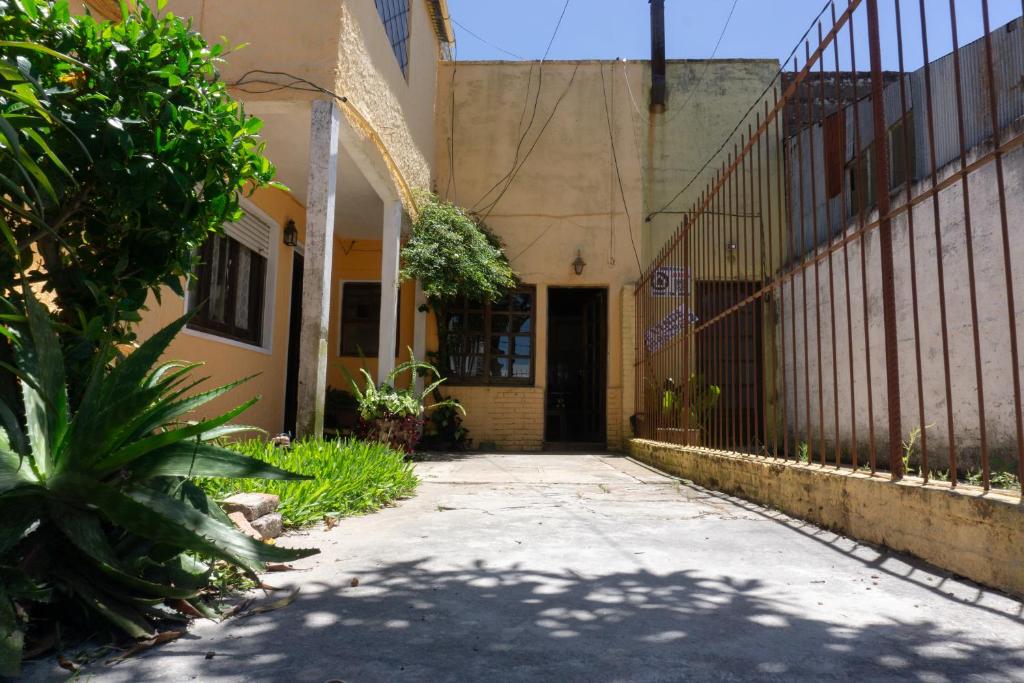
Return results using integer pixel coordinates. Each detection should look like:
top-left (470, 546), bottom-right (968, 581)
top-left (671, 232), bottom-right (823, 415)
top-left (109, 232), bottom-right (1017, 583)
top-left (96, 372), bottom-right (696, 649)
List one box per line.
top-left (947, 0), bottom-right (988, 488)
top-left (917, 0), bottom-right (957, 484)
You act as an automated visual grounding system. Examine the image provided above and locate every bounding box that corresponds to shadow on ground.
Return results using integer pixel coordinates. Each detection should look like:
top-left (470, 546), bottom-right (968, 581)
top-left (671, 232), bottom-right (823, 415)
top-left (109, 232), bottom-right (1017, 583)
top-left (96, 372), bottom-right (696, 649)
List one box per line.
top-left (125, 558), bottom-right (1024, 682)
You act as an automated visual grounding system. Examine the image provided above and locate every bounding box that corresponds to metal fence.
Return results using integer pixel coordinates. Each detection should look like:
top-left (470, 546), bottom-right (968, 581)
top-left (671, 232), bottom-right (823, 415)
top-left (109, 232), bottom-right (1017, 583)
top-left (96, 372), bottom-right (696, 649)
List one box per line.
top-left (634, 0), bottom-right (1024, 494)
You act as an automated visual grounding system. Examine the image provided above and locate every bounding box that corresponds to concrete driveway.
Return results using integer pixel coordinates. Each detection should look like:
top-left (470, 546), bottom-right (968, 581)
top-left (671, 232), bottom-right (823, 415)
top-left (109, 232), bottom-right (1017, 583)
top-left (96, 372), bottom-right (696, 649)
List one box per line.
top-left (29, 453), bottom-right (1024, 681)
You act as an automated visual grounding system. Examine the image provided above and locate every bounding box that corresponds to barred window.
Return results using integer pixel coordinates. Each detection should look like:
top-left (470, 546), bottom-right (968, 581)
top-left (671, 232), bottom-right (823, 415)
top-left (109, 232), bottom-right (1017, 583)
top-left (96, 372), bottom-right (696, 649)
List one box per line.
top-left (375, 0), bottom-right (411, 78)
top-left (442, 288), bottom-right (535, 385)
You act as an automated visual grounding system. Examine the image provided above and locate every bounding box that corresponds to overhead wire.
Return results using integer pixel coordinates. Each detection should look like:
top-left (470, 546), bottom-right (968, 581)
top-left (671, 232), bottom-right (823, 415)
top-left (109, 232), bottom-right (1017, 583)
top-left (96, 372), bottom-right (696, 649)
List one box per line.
top-left (470, 0), bottom-right (574, 217)
top-left (452, 18), bottom-right (525, 60)
top-left (662, 0), bottom-right (741, 126)
top-left (600, 64), bottom-right (643, 276)
top-left (645, 0), bottom-right (834, 222)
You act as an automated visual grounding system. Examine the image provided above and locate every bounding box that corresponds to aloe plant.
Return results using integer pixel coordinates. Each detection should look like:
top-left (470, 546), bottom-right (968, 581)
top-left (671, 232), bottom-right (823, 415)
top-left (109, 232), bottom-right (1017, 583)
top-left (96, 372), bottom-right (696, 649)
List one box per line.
top-left (0, 286), bottom-right (317, 675)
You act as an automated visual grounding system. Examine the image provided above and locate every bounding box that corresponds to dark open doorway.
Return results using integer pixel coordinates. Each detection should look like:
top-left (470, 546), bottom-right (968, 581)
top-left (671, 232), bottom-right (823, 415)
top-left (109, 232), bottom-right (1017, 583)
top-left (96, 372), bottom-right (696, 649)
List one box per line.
top-left (283, 251), bottom-right (304, 436)
top-left (545, 288), bottom-right (607, 447)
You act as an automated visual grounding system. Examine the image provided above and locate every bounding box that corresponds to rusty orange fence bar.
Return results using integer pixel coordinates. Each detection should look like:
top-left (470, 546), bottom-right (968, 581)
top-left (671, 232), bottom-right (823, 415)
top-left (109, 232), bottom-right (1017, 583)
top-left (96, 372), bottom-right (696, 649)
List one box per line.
top-left (634, 0), bottom-right (1024, 496)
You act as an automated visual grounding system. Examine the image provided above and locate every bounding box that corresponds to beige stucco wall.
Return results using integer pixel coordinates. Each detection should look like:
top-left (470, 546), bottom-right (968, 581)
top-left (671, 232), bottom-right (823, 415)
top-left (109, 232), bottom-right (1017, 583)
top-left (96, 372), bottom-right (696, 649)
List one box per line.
top-left (435, 61), bottom-right (649, 451)
top-left (780, 134), bottom-right (1024, 472)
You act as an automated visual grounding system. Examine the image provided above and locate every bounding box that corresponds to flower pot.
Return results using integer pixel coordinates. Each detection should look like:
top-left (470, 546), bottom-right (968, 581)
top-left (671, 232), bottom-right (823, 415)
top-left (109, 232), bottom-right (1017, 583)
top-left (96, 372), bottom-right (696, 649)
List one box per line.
top-left (359, 415), bottom-right (425, 454)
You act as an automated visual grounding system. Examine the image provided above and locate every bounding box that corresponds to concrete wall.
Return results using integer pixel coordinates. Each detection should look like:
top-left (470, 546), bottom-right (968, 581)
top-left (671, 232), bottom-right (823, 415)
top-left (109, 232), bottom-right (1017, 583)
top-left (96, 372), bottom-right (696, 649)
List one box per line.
top-left (630, 439), bottom-right (1024, 597)
top-left (644, 60), bottom-right (782, 264)
top-left (435, 61), bottom-right (648, 451)
top-left (778, 134), bottom-right (1024, 472)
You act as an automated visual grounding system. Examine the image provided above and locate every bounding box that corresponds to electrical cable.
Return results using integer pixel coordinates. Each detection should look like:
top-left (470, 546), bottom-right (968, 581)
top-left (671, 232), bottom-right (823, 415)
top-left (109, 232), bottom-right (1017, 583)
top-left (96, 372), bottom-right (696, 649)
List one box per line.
top-left (600, 65), bottom-right (643, 276)
top-left (452, 18), bottom-right (525, 60)
top-left (470, 0), bottom-right (573, 216)
top-left (645, 0), bottom-right (834, 222)
top-left (662, 0), bottom-right (740, 126)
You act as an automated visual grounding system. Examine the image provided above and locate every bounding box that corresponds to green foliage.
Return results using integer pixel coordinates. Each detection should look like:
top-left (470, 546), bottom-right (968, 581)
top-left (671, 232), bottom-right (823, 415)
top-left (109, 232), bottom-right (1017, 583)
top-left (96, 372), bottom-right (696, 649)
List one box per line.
top-left (0, 285), bottom-right (315, 676)
top-left (347, 354), bottom-right (462, 421)
top-left (200, 438), bottom-right (418, 527)
top-left (660, 375), bottom-right (721, 430)
top-left (421, 396), bottom-right (471, 451)
top-left (400, 192), bottom-right (517, 303)
top-left (0, 1), bottom-right (277, 351)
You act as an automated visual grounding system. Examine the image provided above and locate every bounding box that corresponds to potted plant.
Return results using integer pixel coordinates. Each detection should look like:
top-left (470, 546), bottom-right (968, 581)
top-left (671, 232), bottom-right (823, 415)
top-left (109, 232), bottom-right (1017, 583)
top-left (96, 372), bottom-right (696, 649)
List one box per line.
top-left (348, 354), bottom-right (463, 454)
top-left (655, 375), bottom-right (721, 447)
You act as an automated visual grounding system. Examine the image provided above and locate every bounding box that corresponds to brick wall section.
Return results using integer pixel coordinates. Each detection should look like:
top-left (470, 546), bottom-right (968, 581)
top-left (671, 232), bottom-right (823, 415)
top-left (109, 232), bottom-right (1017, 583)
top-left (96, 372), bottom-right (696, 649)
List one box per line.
top-left (606, 388), bottom-right (623, 451)
top-left (630, 439), bottom-right (1024, 597)
top-left (447, 387), bottom-right (546, 451)
top-left (619, 285), bottom-right (637, 450)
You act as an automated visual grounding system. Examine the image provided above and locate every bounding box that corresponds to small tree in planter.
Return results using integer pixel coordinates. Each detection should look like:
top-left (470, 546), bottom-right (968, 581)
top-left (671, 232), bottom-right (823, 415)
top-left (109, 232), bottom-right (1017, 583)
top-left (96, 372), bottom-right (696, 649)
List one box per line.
top-left (348, 356), bottom-right (462, 454)
top-left (656, 375), bottom-right (721, 446)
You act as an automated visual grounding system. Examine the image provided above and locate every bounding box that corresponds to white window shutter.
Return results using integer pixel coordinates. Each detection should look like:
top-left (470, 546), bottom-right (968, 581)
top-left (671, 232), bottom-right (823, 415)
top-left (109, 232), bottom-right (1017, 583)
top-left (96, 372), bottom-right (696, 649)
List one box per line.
top-left (224, 211), bottom-right (273, 257)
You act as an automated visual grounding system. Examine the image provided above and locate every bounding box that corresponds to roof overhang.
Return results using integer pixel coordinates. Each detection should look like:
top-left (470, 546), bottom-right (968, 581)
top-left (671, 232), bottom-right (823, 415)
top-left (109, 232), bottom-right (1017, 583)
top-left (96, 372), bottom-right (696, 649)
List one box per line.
top-left (425, 0), bottom-right (454, 46)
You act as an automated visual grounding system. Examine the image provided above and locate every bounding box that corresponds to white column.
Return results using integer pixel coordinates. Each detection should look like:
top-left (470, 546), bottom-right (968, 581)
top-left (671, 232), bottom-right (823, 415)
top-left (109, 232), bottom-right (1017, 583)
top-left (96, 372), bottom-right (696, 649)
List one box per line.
top-left (413, 280), bottom-right (428, 393)
top-left (296, 100), bottom-right (340, 439)
top-left (377, 199), bottom-right (402, 384)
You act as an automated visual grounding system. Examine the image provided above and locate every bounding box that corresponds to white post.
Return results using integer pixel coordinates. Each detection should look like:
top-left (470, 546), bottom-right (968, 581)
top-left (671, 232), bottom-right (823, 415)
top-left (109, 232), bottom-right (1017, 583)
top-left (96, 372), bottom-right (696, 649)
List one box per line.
top-left (378, 199), bottom-right (402, 384)
top-left (413, 280), bottom-right (428, 393)
top-left (296, 100), bottom-right (340, 438)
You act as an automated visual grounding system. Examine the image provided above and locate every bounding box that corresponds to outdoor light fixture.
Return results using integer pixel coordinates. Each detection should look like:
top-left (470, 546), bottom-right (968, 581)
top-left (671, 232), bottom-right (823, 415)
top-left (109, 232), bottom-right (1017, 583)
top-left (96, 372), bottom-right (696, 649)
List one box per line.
top-left (283, 219), bottom-right (298, 247)
top-left (572, 250), bottom-right (587, 276)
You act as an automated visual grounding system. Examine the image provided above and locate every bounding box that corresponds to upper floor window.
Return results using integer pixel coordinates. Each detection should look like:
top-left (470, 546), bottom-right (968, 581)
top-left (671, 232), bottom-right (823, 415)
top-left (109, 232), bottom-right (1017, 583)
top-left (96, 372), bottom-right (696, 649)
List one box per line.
top-left (187, 211), bottom-right (273, 347)
top-left (375, 0), bottom-right (411, 78)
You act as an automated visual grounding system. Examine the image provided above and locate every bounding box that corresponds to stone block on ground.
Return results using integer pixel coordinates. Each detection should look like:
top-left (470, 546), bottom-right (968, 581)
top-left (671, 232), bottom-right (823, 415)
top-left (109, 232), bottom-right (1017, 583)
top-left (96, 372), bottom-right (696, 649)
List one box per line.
top-left (250, 512), bottom-right (284, 540)
top-left (222, 493), bottom-right (279, 521)
top-left (228, 511), bottom-right (263, 540)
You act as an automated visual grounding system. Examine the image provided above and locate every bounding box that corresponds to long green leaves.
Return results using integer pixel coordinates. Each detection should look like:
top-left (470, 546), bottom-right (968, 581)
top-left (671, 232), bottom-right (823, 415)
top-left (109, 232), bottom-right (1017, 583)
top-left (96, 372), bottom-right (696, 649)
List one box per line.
top-left (0, 286), bottom-right (319, 673)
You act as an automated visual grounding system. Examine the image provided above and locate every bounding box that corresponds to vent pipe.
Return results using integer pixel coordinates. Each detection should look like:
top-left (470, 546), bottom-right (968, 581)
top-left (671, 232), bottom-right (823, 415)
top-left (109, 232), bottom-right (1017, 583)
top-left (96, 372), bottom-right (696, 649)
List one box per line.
top-left (650, 0), bottom-right (667, 112)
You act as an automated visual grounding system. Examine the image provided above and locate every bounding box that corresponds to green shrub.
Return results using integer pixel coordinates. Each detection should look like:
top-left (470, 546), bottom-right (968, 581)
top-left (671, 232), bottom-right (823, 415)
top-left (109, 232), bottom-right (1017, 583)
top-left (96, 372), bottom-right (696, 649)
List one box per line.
top-left (0, 286), bottom-right (316, 676)
top-left (201, 438), bottom-right (419, 527)
top-left (0, 1), bottom-right (278, 384)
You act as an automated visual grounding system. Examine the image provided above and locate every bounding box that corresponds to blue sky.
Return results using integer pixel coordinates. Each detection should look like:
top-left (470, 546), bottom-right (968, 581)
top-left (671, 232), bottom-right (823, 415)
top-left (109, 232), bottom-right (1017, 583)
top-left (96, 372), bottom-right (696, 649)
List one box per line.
top-left (446, 1), bottom-right (1023, 71)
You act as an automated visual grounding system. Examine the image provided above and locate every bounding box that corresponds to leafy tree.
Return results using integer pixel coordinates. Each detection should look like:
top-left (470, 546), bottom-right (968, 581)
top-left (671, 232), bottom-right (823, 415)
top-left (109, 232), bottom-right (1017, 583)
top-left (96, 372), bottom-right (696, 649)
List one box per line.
top-left (400, 193), bottom-right (516, 303)
top-left (0, 0), bottom-right (277, 362)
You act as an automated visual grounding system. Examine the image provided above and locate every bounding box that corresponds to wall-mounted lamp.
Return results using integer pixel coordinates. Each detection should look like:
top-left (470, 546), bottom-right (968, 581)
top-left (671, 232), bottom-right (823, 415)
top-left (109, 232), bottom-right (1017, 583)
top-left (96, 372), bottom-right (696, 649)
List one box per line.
top-left (283, 219), bottom-right (299, 247)
top-left (572, 250), bottom-right (587, 276)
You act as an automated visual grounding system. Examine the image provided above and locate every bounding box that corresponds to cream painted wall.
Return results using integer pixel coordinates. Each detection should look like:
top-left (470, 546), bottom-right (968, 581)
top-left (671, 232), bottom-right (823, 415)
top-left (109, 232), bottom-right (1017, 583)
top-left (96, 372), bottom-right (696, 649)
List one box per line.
top-left (435, 61), bottom-right (648, 451)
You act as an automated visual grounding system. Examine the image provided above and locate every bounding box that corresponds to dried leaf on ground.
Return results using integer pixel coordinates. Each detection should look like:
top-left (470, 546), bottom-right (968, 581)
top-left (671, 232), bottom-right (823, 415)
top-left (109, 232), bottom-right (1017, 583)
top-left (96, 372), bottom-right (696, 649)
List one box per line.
top-left (106, 631), bottom-right (184, 665)
top-left (239, 588), bottom-right (300, 617)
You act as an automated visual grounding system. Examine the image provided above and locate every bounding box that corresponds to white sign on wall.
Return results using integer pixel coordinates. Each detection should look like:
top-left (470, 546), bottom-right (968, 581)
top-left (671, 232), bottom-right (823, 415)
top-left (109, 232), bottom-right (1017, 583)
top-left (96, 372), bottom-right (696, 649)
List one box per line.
top-left (650, 266), bottom-right (690, 298)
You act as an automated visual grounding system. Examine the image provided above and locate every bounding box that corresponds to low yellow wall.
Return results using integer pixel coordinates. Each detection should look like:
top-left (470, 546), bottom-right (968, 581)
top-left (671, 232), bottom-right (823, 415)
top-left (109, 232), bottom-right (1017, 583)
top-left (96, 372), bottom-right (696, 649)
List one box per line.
top-left (629, 439), bottom-right (1024, 597)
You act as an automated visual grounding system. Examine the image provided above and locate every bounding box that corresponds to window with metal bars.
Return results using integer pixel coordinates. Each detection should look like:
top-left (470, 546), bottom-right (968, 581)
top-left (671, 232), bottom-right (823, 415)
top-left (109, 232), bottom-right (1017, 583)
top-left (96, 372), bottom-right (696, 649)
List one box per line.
top-left (374, 0), bottom-right (411, 78)
top-left (441, 288), bottom-right (536, 385)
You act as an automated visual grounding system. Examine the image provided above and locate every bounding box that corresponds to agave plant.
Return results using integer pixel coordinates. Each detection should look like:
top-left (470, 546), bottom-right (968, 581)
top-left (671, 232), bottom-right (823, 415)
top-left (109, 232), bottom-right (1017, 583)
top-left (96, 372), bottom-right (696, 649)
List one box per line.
top-left (0, 287), bottom-right (317, 675)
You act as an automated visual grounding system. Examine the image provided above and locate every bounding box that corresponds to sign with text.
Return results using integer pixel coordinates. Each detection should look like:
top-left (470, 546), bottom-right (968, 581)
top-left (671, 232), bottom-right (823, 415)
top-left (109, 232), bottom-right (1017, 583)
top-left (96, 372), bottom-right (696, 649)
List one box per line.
top-left (650, 266), bottom-right (690, 298)
top-left (644, 303), bottom-right (698, 353)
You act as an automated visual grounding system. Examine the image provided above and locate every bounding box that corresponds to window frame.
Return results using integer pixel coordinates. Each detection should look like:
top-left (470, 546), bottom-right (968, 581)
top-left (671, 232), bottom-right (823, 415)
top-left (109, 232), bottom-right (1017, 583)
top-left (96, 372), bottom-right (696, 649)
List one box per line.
top-left (183, 201), bottom-right (278, 354)
top-left (374, 0), bottom-right (413, 81)
top-left (441, 287), bottom-right (537, 387)
top-left (337, 280), bottom-right (402, 359)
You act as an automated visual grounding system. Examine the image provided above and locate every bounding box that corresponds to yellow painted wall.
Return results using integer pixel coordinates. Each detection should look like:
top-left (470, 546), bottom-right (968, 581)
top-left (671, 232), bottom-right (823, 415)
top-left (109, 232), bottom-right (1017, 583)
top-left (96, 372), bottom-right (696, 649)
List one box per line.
top-left (133, 187), bottom-right (306, 435)
top-left (434, 61), bottom-right (648, 451)
top-left (326, 240), bottom-right (417, 394)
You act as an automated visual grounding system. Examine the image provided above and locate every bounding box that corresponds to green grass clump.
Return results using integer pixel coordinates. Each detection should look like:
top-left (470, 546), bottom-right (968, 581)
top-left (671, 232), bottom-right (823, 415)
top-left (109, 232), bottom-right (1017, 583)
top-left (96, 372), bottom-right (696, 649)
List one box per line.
top-left (201, 438), bottom-right (418, 527)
